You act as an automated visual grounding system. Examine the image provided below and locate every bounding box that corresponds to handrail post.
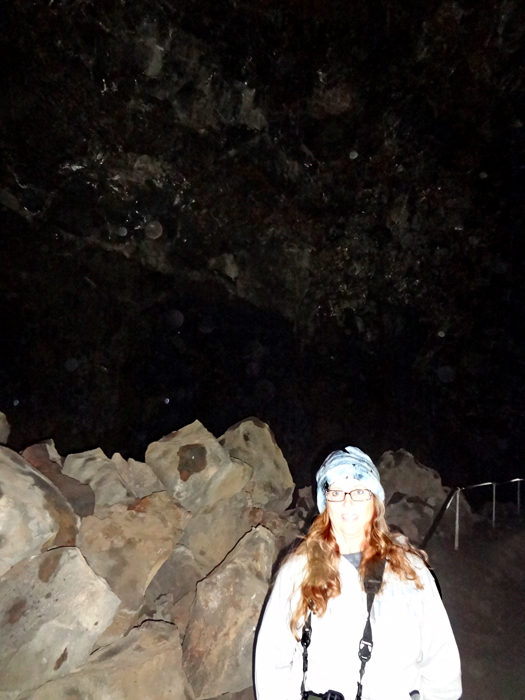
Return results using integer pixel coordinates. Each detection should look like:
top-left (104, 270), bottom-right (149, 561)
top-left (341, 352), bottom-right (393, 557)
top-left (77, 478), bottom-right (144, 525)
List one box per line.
top-left (492, 483), bottom-right (496, 529)
top-left (518, 480), bottom-right (521, 516)
top-left (454, 490), bottom-right (460, 551)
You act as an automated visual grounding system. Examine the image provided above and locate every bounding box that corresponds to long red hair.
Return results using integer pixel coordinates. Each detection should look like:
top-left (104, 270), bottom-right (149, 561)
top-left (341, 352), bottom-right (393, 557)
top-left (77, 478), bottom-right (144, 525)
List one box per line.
top-left (289, 496), bottom-right (426, 637)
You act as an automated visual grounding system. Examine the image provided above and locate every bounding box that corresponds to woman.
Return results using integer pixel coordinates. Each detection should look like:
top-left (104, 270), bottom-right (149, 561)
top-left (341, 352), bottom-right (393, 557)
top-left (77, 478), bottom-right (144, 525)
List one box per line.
top-left (255, 446), bottom-right (462, 700)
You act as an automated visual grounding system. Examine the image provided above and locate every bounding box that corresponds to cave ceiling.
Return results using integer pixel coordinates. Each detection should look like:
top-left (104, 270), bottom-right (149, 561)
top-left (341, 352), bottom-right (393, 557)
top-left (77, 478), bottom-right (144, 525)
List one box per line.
top-left (1, 0), bottom-right (524, 487)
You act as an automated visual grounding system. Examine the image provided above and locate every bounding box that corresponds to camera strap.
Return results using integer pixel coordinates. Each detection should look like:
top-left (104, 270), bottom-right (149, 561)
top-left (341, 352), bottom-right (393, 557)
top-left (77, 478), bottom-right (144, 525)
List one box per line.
top-left (300, 610), bottom-right (312, 699)
top-left (300, 558), bottom-right (386, 700)
top-left (355, 557), bottom-right (386, 700)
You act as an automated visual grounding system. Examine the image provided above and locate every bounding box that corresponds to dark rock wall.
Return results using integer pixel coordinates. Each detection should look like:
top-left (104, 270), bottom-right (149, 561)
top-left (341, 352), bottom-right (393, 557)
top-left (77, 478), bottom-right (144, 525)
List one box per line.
top-left (1, 0), bottom-right (524, 490)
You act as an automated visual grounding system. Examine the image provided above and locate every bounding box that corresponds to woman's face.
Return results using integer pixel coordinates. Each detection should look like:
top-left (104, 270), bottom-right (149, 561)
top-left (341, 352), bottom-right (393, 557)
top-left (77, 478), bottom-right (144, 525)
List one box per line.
top-left (325, 478), bottom-right (375, 551)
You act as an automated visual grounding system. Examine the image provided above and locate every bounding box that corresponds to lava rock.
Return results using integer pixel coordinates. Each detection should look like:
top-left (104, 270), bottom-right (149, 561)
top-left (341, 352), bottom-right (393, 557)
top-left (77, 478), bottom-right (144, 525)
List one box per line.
top-left (0, 412), bottom-right (10, 444)
top-left (111, 451), bottom-right (164, 499)
top-left (180, 490), bottom-right (262, 571)
top-left (145, 420), bottom-right (252, 512)
top-left (144, 544), bottom-right (207, 620)
top-left (183, 526), bottom-right (276, 700)
top-left (63, 447), bottom-right (133, 517)
top-left (15, 620), bottom-right (194, 700)
top-left (77, 492), bottom-right (190, 647)
top-left (0, 446), bottom-right (80, 577)
top-left (0, 547), bottom-right (120, 693)
top-left (22, 441), bottom-right (95, 518)
top-left (219, 417), bottom-right (294, 512)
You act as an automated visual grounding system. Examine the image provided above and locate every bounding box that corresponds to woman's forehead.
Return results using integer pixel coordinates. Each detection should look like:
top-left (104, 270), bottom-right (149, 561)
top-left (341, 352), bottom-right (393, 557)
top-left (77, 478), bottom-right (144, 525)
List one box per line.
top-left (328, 477), bottom-right (362, 490)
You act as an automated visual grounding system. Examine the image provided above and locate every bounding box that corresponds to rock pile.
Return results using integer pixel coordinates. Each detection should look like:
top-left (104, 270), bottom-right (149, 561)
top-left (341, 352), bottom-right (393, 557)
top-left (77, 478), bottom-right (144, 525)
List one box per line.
top-left (0, 420), bottom-right (466, 699)
top-left (0, 417), bottom-right (302, 699)
top-left (378, 449), bottom-right (473, 544)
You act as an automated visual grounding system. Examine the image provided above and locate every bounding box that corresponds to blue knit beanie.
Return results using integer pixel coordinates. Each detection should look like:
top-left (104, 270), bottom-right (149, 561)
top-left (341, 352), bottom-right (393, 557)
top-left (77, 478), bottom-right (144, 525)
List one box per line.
top-left (316, 446), bottom-right (385, 512)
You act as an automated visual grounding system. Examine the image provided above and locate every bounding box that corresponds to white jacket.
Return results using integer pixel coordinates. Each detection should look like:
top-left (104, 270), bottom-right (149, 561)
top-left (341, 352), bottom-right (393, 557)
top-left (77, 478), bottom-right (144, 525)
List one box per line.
top-left (255, 553), bottom-right (461, 700)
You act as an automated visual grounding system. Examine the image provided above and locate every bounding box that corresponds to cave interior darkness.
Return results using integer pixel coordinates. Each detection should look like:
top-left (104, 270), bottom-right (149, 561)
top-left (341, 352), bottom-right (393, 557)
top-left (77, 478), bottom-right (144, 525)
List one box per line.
top-left (1, 0), bottom-right (525, 509)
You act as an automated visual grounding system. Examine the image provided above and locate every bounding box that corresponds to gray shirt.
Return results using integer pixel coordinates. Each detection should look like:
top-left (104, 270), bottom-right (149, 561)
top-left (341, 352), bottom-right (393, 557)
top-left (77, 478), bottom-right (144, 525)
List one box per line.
top-left (342, 552), bottom-right (362, 569)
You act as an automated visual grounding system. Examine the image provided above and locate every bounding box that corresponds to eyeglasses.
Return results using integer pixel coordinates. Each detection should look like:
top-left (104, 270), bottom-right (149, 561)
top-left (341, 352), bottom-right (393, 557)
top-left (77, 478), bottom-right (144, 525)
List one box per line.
top-left (326, 488), bottom-right (372, 503)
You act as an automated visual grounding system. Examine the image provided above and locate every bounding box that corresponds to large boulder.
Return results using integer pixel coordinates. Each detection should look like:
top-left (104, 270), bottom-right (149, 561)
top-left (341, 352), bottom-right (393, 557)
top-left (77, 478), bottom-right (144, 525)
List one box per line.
top-left (219, 417), bottom-right (294, 512)
top-left (180, 490), bottom-right (262, 571)
top-left (111, 452), bottom-right (165, 499)
top-left (22, 441), bottom-right (95, 518)
top-left (183, 526), bottom-right (276, 700)
top-left (77, 491), bottom-right (190, 646)
top-left (378, 449), bottom-right (473, 544)
top-left (15, 621), bottom-right (194, 700)
top-left (63, 447), bottom-right (132, 517)
top-left (0, 547), bottom-right (120, 693)
top-left (145, 420), bottom-right (252, 512)
top-left (0, 412), bottom-right (10, 444)
top-left (0, 446), bottom-right (80, 577)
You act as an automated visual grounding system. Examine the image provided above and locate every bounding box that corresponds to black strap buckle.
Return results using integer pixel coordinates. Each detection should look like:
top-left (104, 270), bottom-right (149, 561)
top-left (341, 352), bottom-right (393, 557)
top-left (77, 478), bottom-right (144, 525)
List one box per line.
top-left (358, 639), bottom-right (373, 662)
top-left (301, 626), bottom-right (312, 649)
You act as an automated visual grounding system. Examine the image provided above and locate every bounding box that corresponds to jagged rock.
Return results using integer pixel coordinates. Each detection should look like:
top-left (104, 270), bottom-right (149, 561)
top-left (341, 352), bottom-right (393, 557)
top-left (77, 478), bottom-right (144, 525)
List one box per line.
top-left (0, 547), bottom-right (120, 693)
top-left (0, 412), bottom-right (10, 444)
top-left (172, 590), bottom-right (196, 637)
top-left (219, 418), bottom-right (294, 512)
top-left (385, 495), bottom-right (436, 544)
top-left (111, 451), bottom-right (164, 499)
top-left (180, 490), bottom-right (262, 571)
top-left (208, 687), bottom-right (256, 700)
top-left (183, 526), bottom-right (276, 699)
top-left (144, 544), bottom-right (207, 621)
top-left (145, 420), bottom-right (252, 513)
top-left (63, 447), bottom-right (132, 517)
top-left (15, 621), bottom-right (194, 700)
top-left (77, 491), bottom-right (190, 646)
top-left (259, 510), bottom-right (301, 558)
top-left (0, 446), bottom-right (80, 577)
top-left (378, 449), bottom-right (473, 544)
top-left (22, 441), bottom-right (95, 518)
top-left (284, 485), bottom-right (317, 531)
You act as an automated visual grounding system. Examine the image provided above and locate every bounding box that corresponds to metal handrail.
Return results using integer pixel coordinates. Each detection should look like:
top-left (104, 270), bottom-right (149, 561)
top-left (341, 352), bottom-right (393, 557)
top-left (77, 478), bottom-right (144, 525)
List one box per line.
top-left (419, 477), bottom-right (524, 551)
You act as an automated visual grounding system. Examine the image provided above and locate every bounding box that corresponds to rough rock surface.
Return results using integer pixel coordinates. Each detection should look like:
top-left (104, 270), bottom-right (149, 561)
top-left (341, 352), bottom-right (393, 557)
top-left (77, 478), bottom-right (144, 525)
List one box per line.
top-left (0, 446), bottom-right (79, 577)
top-left (146, 420), bottom-right (252, 512)
top-left (180, 490), bottom-right (262, 571)
top-left (111, 451), bottom-right (164, 499)
top-left (144, 544), bottom-right (207, 621)
top-left (0, 412), bottom-right (10, 444)
top-left (219, 418), bottom-right (294, 512)
top-left (378, 449), bottom-right (473, 544)
top-left (63, 447), bottom-right (132, 516)
top-left (15, 621), bottom-right (194, 700)
top-left (22, 441), bottom-right (95, 518)
top-left (0, 547), bottom-right (120, 693)
top-left (183, 526), bottom-right (276, 700)
top-left (77, 491), bottom-right (190, 645)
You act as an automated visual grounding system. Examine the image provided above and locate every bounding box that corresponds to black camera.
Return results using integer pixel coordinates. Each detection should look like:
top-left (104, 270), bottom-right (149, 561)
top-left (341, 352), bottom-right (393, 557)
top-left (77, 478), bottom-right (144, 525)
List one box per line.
top-left (303, 690), bottom-right (344, 700)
